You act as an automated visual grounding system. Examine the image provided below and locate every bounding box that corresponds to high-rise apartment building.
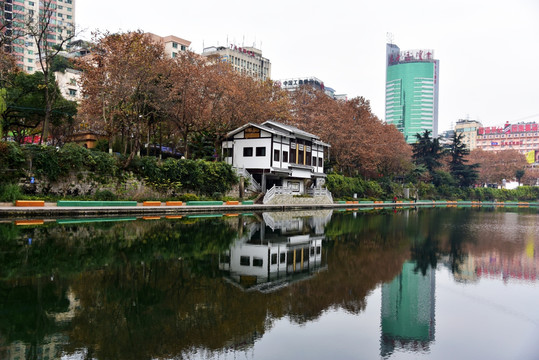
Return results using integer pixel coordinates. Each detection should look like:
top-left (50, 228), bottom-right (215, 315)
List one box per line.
top-left (202, 44), bottom-right (271, 81)
top-left (1, 0), bottom-right (76, 73)
top-left (385, 43), bottom-right (439, 143)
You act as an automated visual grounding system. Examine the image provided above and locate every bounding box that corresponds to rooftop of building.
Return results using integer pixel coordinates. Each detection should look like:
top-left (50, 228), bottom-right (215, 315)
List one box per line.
top-left (146, 33), bottom-right (191, 47)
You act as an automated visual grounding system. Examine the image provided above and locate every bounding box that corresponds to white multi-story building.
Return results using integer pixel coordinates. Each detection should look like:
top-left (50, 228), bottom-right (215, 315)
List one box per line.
top-left (222, 120), bottom-right (330, 198)
top-left (202, 44), bottom-right (271, 81)
top-left (1, 0), bottom-right (76, 73)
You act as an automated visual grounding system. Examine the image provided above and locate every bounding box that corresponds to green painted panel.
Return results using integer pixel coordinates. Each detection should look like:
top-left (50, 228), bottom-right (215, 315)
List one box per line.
top-left (186, 201), bottom-right (223, 206)
top-left (241, 200), bottom-right (254, 205)
top-left (57, 201), bottom-right (137, 207)
top-left (56, 217), bottom-right (137, 224)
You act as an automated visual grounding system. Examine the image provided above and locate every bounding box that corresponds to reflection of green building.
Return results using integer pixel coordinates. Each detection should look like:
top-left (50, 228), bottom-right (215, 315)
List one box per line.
top-left (385, 43), bottom-right (440, 143)
top-left (381, 261), bottom-right (435, 357)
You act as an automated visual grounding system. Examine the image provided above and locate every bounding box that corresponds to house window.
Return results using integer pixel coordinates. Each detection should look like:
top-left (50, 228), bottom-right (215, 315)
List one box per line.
top-left (313, 156), bottom-right (317, 166)
top-left (240, 256), bottom-right (250, 266)
top-left (256, 147), bottom-right (266, 156)
top-left (318, 157), bottom-right (323, 167)
top-left (271, 253), bottom-right (277, 265)
top-left (274, 149), bottom-right (280, 162)
top-left (290, 150), bottom-right (296, 163)
top-left (68, 89), bottom-right (77, 96)
top-left (224, 148), bottom-right (233, 158)
top-left (280, 253), bottom-right (286, 263)
top-left (172, 42), bottom-right (178, 49)
top-left (283, 151), bottom-right (288, 163)
top-left (253, 257), bottom-right (263, 267)
top-left (243, 147), bottom-right (253, 157)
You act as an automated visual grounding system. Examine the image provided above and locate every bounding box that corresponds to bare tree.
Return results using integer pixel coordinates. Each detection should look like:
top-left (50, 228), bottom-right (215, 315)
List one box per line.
top-left (23, 0), bottom-right (77, 144)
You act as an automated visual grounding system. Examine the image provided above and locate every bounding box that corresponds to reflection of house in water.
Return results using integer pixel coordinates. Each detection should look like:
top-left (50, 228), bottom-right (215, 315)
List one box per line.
top-left (380, 262), bottom-right (435, 358)
top-left (219, 211), bottom-right (332, 293)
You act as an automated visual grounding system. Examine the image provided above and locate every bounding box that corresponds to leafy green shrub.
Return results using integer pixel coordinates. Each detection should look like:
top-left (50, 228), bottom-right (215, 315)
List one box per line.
top-left (326, 174), bottom-right (365, 199)
top-left (0, 141), bottom-right (25, 183)
top-left (94, 189), bottom-right (117, 201)
top-left (25, 145), bottom-right (62, 180)
top-left (0, 184), bottom-right (22, 202)
top-left (179, 193), bottom-right (199, 202)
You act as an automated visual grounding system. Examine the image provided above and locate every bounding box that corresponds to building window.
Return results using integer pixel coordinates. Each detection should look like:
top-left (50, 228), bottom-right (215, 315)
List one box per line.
top-left (256, 147), bottom-right (266, 156)
top-left (312, 156), bottom-right (317, 166)
top-left (68, 89), bottom-right (77, 96)
top-left (243, 147), bottom-right (253, 157)
top-left (172, 42), bottom-right (178, 49)
top-left (172, 52), bottom-right (177, 58)
top-left (240, 256), bottom-right (250, 266)
top-left (253, 257), bottom-right (263, 267)
top-left (318, 157), bottom-right (323, 167)
top-left (274, 149), bottom-right (280, 162)
top-left (283, 151), bottom-right (288, 163)
top-left (181, 45), bottom-right (186, 51)
top-left (280, 253), bottom-right (286, 263)
top-left (224, 148), bottom-right (233, 158)
top-left (271, 253), bottom-right (277, 265)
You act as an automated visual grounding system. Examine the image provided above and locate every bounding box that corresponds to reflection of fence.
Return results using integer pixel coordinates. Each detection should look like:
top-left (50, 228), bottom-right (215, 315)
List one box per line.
top-left (263, 185), bottom-right (333, 204)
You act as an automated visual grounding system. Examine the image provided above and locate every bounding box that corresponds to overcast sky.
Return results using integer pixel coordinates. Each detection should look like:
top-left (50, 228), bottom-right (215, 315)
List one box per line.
top-left (76, 0), bottom-right (539, 132)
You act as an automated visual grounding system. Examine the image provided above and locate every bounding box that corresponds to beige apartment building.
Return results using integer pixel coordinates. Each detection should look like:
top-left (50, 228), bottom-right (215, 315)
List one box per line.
top-left (455, 119), bottom-right (482, 150)
top-left (146, 33), bottom-right (191, 59)
top-left (202, 44), bottom-right (271, 81)
top-left (2, 0), bottom-right (76, 73)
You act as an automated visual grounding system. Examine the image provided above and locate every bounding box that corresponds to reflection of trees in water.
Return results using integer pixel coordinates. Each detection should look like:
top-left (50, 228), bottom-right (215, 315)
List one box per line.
top-left (0, 208), bottom-right (536, 359)
top-left (0, 277), bottom-right (70, 359)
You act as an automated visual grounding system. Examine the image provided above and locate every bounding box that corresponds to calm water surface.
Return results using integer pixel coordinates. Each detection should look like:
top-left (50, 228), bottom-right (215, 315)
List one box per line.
top-left (0, 208), bottom-right (538, 360)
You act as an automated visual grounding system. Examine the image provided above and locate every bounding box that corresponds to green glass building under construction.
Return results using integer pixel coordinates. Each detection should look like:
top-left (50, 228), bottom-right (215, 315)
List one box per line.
top-left (385, 43), bottom-right (440, 144)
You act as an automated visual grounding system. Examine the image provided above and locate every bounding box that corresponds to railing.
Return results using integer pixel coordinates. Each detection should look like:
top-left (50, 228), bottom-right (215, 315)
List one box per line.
top-left (263, 185), bottom-right (277, 204)
top-left (264, 185), bottom-right (333, 204)
top-left (235, 167), bottom-right (261, 192)
top-left (307, 187), bottom-right (333, 203)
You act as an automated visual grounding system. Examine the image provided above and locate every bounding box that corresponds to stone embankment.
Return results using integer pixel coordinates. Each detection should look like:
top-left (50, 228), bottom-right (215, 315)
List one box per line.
top-left (0, 199), bottom-right (536, 219)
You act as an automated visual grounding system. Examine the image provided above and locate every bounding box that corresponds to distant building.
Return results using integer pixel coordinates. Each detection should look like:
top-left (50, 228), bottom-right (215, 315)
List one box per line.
top-left (455, 119), bottom-right (482, 150)
top-left (438, 129), bottom-right (455, 149)
top-left (146, 33), bottom-right (191, 59)
top-left (1, 0), bottom-right (76, 73)
top-left (55, 68), bottom-right (81, 102)
top-left (385, 43), bottom-right (440, 143)
top-left (202, 44), bottom-right (271, 81)
top-left (276, 76), bottom-right (347, 100)
top-left (476, 122), bottom-right (539, 161)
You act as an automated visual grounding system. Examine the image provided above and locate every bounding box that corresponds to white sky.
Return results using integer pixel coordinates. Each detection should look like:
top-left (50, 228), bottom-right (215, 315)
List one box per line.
top-left (76, 0), bottom-right (539, 132)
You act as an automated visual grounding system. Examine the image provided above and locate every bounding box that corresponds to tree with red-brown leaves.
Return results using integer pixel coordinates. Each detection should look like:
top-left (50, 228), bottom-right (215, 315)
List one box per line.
top-left (469, 148), bottom-right (527, 185)
top-left (78, 31), bottom-right (166, 166)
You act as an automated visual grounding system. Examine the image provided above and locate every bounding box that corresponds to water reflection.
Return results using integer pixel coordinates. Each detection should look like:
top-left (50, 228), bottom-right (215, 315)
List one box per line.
top-left (220, 211), bottom-right (331, 292)
top-left (381, 262), bottom-right (436, 358)
top-left (0, 208), bottom-right (537, 359)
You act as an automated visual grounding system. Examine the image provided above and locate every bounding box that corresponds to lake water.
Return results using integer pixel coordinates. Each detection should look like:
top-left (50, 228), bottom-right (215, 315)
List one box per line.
top-left (0, 207), bottom-right (538, 360)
